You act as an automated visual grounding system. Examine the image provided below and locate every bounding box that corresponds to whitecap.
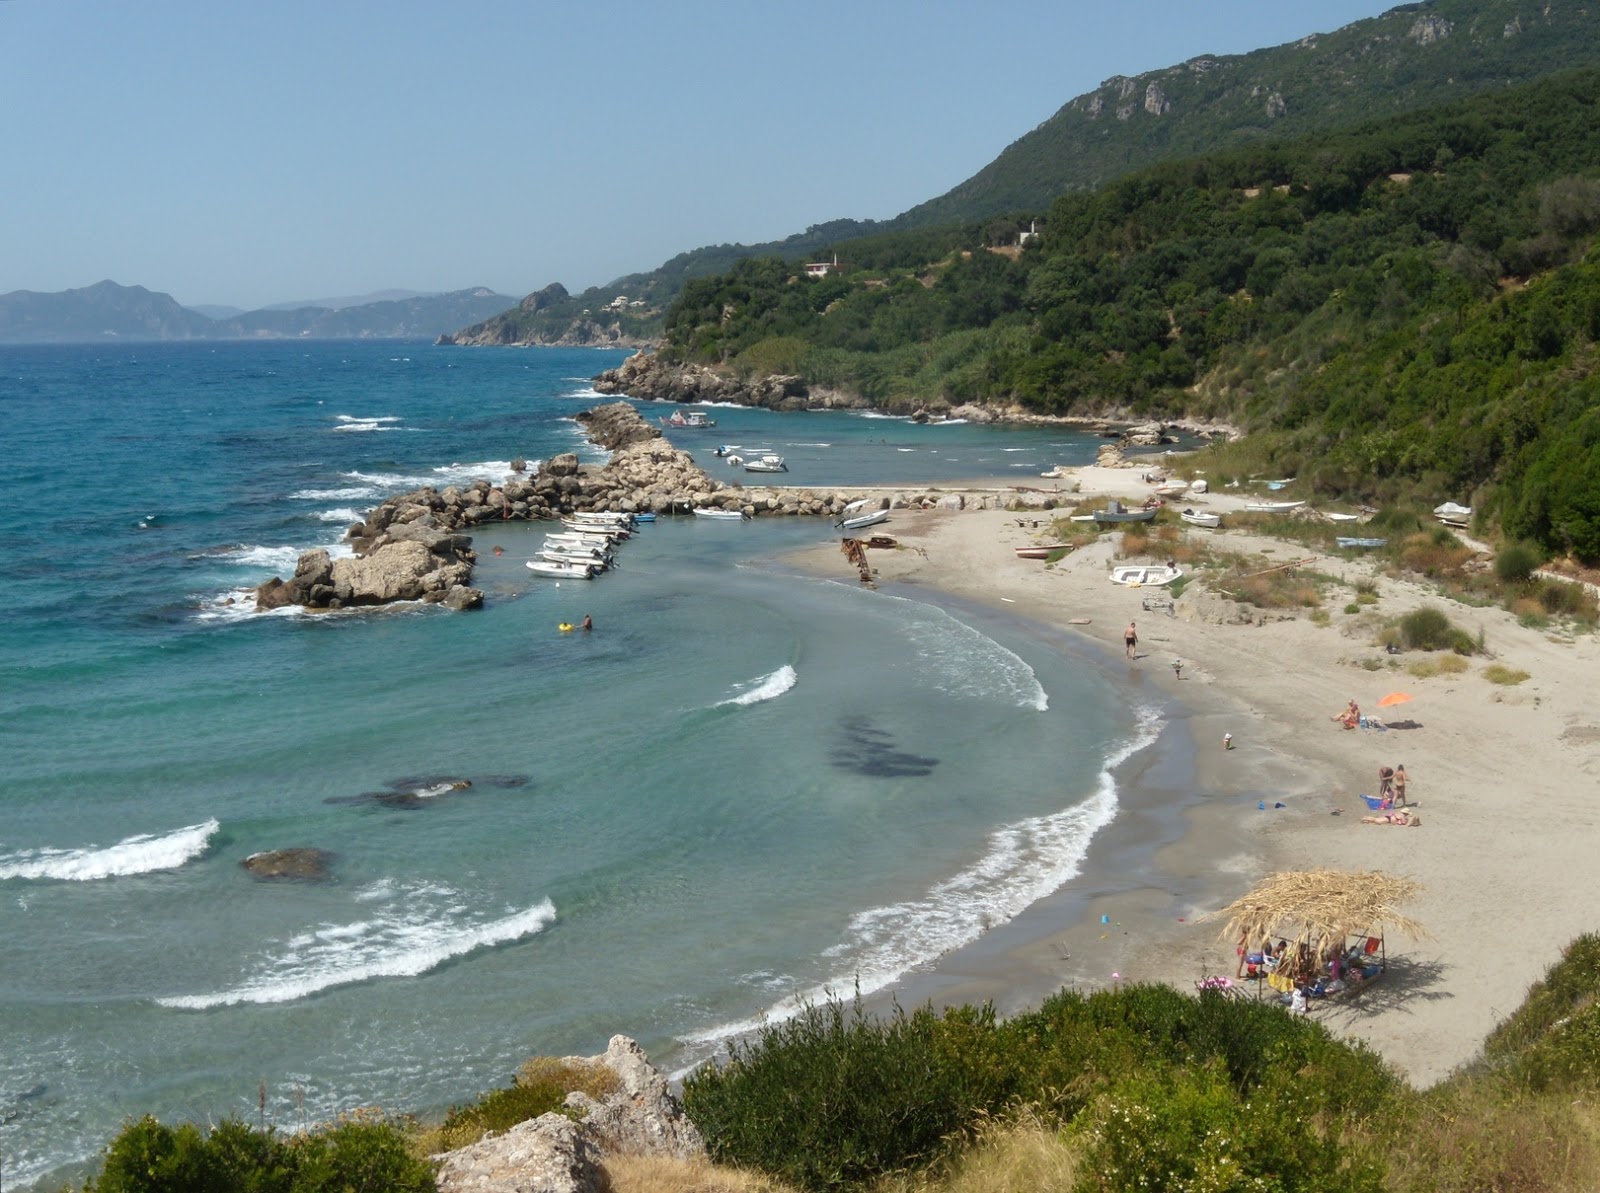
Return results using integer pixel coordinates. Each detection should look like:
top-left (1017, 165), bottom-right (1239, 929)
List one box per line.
top-left (0, 819), bottom-right (220, 881)
top-left (715, 665), bottom-right (797, 707)
top-left (158, 890), bottom-right (557, 1008)
top-left (291, 487), bottom-right (380, 501)
top-left (315, 508), bottom-right (365, 524)
top-left (674, 706), bottom-right (1163, 1071)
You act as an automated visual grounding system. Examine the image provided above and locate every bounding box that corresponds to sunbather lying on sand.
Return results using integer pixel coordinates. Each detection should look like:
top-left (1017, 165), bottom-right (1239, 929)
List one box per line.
top-left (1362, 809), bottom-right (1419, 826)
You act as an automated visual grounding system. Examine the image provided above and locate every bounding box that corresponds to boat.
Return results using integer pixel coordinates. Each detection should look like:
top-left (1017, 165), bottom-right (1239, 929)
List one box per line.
top-left (566, 511), bottom-right (634, 528)
top-left (630, 512), bottom-right (656, 522)
top-left (1336, 536), bottom-right (1389, 549)
top-left (1325, 512), bottom-right (1363, 523)
top-left (692, 507), bottom-right (748, 520)
top-left (1092, 500), bottom-right (1159, 524)
top-left (560, 519), bottom-right (628, 538)
top-left (545, 531), bottom-right (616, 548)
top-left (1243, 500), bottom-right (1306, 513)
top-left (1154, 482), bottom-right (1190, 498)
top-left (1109, 564), bottom-right (1183, 587)
top-left (840, 498), bottom-right (871, 515)
top-left (1434, 501), bottom-right (1472, 527)
top-left (743, 453), bottom-right (788, 473)
top-left (838, 509), bottom-right (890, 531)
top-left (541, 548), bottom-right (609, 570)
top-left (525, 559), bottom-right (595, 579)
top-left (659, 410), bottom-right (716, 429)
top-left (1015, 544), bottom-right (1072, 559)
top-left (1179, 509), bottom-right (1221, 529)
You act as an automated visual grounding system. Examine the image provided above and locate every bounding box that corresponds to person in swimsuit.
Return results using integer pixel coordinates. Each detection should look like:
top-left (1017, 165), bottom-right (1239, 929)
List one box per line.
top-left (1393, 764), bottom-right (1408, 806)
top-left (1124, 621), bottom-right (1138, 659)
top-left (1362, 809), bottom-right (1418, 826)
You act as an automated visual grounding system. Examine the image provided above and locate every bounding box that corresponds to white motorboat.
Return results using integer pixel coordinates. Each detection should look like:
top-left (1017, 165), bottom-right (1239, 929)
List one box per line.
top-left (567, 511), bottom-right (634, 526)
top-left (561, 519), bottom-right (628, 538)
top-left (541, 548), bottom-right (609, 570)
top-left (660, 410), bottom-right (716, 429)
top-left (1179, 509), bottom-right (1221, 528)
top-left (541, 539), bottom-right (611, 560)
top-left (1434, 501), bottom-right (1472, 526)
top-left (1243, 500), bottom-right (1306, 513)
top-left (693, 507), bottom-right (748, 520)
top-left (545, 531), bottom-right (615, 547)
top-left (1325, 512), bottom-right (1362, 523)
top-left (838, 509), bottom-right (890, 531)
top-left (743, 453), bottom-right (788, 473)
top-left (525, 559), bottom-right (595, 580)
top-left (1110, 564), bottom-right (1183, 587)
top-left (1154, 481), bottom-right (1190, 498)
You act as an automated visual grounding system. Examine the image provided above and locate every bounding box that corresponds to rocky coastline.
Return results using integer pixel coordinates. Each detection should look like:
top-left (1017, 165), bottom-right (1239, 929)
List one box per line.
top-left (253, 402), bottom-right (1030, 614)
top-left (592, 349), bottom-right (1238, 441)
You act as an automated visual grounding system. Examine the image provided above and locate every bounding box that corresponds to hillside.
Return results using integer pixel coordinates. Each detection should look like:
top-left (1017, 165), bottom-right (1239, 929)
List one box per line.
top-left (648, 69), bottom-right (1600, 561)
top-left (0, 282), bottom-right (516, 343)
top-left (450, 0), bottom-right (1600, 347)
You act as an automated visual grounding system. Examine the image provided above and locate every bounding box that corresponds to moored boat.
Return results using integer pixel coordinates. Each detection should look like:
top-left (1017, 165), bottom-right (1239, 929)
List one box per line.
top-left (1179, 509), bottom-right (1221, 529)
top-left (743, 453), bottom-right (788, 473)
top-left (692, 507), bottom-right (748, 520)
top-left (525, 559), bottom-right (596, 579)
top-left (659, 410), bottom-right (716, 429)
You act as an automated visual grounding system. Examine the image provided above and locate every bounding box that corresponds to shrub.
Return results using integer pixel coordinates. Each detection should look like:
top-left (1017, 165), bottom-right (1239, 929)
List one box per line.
top-left (1495, 542), bottom-right (1542, 585)
top-left (1483, 936), bottom-right (1600, 1092)
top-left (1408, 654), bottom-right (1468, 678)
top-left (87, 1114), bottom-right (431, 1193)
top-left (1484, 663), bottom-right (1531, 685)
top-left (683, 998), bottom-right (1009, 1191)
top-left (1398, 606), bottom-right (1468, 652)
top-left (1344, 602), bottom-right (1362, 615)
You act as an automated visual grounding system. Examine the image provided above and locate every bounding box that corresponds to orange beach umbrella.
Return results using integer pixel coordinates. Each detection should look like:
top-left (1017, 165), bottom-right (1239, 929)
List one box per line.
top-left (1377, 691), bottom-right (1414, 708)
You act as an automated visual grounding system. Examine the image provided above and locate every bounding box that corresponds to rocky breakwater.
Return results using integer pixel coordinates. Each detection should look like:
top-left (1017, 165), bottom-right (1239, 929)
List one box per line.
top-left (593, 349), bottom-right (868, 412)
top-left (254, 521), bottom-right (483, 613)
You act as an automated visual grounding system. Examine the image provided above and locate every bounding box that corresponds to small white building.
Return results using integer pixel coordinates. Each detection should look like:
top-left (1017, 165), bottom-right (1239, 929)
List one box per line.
top-left (803, 254), bottom-right (840, 278)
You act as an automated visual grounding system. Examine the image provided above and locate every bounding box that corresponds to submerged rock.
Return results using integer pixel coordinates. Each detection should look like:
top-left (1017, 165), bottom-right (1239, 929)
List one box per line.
top-left (241, 848), bottom-right (336, 881)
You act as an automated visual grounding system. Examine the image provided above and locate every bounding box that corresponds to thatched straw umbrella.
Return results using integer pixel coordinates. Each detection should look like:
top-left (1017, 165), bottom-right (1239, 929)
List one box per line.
top-left (1201, 868), bottom-right (1429, 970)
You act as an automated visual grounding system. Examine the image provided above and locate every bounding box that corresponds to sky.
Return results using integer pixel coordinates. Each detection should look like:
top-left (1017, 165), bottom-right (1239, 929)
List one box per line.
top-left (3, 0), bottom-right (1396, 311)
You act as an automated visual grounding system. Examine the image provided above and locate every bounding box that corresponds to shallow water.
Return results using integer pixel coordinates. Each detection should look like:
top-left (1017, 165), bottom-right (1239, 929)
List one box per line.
top-left (0, 343), bottom-right (1145, 1187)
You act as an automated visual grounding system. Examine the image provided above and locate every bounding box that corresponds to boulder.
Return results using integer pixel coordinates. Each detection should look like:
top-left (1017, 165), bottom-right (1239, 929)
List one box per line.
top-left (241, 848), bottom-right (335, 881)
top-left (434, 1114), bottom-right (602, 1193)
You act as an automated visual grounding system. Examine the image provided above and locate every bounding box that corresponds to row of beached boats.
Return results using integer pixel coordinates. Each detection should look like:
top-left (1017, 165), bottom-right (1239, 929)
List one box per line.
top-left (525, 511), bottom-right (651, 580)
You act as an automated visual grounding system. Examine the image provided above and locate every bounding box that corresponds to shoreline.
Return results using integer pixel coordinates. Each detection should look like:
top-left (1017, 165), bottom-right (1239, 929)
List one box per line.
top-left (782, 475), bottom-right (1600, 1088)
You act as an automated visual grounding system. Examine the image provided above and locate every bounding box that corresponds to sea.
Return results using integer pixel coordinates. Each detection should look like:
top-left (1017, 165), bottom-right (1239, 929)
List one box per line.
top-left (0, 341), bottom-right (1154, 1189)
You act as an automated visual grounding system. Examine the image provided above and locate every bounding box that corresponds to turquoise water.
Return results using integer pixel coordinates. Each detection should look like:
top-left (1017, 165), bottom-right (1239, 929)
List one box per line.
top-left (0, 343), bottom-right (1146, 1188)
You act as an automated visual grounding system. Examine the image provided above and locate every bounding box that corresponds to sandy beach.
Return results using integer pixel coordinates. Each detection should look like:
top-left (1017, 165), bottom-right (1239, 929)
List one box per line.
top-left (791, 467), bottom-right (1600, 1088)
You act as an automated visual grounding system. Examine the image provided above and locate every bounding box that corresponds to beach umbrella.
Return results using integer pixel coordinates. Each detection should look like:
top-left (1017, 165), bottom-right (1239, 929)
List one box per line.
top-left (1377, 692), bottom-right (1414, 708)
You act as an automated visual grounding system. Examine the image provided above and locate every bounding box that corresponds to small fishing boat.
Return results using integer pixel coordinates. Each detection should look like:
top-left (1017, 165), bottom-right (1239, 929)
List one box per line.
top-left (560, 519), bottom-right (628, 539)
top-left (541, 549), bottom-right (609, 570)
top-left (743, 453), bottom-right (788, 473)
top-left (1325, 512), bottom-right (1362, 523)
top-left (838, 509), bottom-right (890, 531)
top-left (525, 559), bottom-right (596, 579)
top-left (630, 512), bottom-right (656, 522)
top-left (1179, 509), bottom-right (1221, 529)
top-left (1243, 500), bottom-right (1306, 513)
top-left (1109, 564), bottom-right (1183, 587)
top-left (1336, 536), bottom-right (1389, 549)
top-left (1154, 481), bottom-right (1190, 498)
top-left (1434, 501), bottom-right (1472, 527)
top-left (1015, 544), bottom-right (1072, 559)
top-left (659, 410), bottom-right (716, 429)
top-left (693, 507), bottom-right (748, 520)
top-left (1092, 500), bottom-right (1160, 524)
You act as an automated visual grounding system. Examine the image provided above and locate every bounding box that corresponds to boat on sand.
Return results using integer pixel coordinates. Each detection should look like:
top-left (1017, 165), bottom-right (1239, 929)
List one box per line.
top-left (1110, 564), bottom-right (1183, 587)
top-left (1180, 509), bottom-right (1220, 529)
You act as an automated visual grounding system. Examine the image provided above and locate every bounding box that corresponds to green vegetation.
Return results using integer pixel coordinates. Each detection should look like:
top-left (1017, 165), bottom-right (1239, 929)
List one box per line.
top-left (86, 1114), bottom-right (433, 1193)
top-left (1484, 662), bottom-right (1532, 685)
top-left (1406, 653), bottom-right (1469, 678)
top-left (410, 1055), bottom-right (620, 1156)
top-left (658, 69), bottom-right (1600, 563)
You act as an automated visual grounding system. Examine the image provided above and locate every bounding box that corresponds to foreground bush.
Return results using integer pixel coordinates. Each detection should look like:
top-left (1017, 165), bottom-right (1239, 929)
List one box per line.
top-left (414, 1055), bottom-right (621, 1155)
top-left (684, 999), bottom-right (1012, 1191)
top-left (684, 986), bottom-right (1399, 1191)
top-left (87, 1114), bottom-right (433, 1193)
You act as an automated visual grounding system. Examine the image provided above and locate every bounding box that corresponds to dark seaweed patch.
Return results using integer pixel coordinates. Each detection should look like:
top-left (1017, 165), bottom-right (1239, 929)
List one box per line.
top-left (830, 719), bottom-right (938, 778)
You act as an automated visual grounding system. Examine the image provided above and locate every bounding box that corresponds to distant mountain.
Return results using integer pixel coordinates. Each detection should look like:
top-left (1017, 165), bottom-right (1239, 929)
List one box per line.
top-left (188, 304), bottom-right (248, 320)
top-left (256, 289), bottom-right (437, 312)
top-left (0, 282), bottom-right (517, 343)
top-left (449, 0), bottom-right (1600, 347)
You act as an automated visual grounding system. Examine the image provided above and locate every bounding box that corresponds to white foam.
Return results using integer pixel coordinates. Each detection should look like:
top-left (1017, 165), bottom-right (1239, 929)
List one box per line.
top-left (562, 386), bottom-right (608, 400)
top-left (291, 487), bottom-right (380, 501)
top-left (889, 594), bottom-right (1048, 710)
top-left (315, 508), bottom-right (365, 524)
top-left (855, 411), bottom-right (908, 421)
top-left (158, 889), bottom-right (557, 1008)
top-left (0, 819), bottom-right (219, 881)
top-left (674, 705), bottom-right (1163, 1070)
top-left (715, 665), bottom-right (797, 707)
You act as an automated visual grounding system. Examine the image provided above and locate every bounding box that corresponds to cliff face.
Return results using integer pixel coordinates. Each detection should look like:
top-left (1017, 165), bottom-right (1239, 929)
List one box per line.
top-left (439, 282), bottom-right (656, 348)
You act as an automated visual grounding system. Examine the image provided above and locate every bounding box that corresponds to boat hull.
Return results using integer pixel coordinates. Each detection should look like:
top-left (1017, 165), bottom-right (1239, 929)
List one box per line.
top-left (838, 509), bottom-right (890, 531)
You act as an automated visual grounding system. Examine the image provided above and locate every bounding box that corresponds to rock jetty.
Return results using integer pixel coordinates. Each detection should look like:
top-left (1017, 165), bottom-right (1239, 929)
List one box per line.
top-left (251, 402), bottom-right (1059, 613)
top-left (433, 1036), bottom-right (703, 1193)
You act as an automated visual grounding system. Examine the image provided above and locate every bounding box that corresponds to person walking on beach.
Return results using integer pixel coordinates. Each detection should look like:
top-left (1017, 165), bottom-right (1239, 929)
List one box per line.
top-left (1124, 621), bottom-right (1138, 659)
top-left (1393, 763), bottom-right (1408, 807)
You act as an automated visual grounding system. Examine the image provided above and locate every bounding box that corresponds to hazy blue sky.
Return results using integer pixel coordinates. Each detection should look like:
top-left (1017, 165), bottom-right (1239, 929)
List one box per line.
top-left (5, 1), bottom-right (1393, 310)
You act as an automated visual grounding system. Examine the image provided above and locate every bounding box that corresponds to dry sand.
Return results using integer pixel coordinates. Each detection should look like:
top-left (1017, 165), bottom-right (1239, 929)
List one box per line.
top-left (787, 469), bottom-right (1600, 1088)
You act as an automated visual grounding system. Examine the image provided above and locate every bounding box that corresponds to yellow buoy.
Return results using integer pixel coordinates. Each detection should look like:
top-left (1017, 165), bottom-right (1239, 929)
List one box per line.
top-left (558, 623), bottom-right (574, 632)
